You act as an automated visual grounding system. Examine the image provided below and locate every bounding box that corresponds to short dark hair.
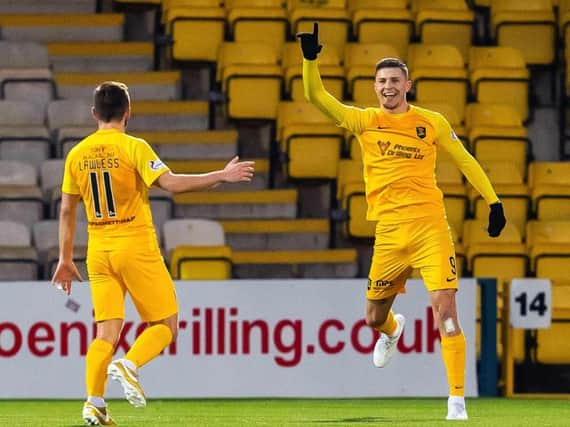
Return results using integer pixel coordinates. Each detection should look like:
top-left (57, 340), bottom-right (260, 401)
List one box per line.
top-left (375, 58), bottom-right (409, 79)
top-left (93, 81), bottom-right (130, 122)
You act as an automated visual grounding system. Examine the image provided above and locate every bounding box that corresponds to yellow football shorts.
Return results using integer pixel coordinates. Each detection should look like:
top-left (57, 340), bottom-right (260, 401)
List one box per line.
top-left (87, 245), bottom-right (178, 322)
top-left (367, 216), bottom-right (458, 300)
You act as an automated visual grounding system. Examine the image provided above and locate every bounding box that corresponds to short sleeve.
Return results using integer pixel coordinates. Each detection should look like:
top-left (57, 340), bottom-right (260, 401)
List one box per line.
top-left (131, 138), bottom-right (170, 187)
top-left (61, 152), bottom-right (80, 195)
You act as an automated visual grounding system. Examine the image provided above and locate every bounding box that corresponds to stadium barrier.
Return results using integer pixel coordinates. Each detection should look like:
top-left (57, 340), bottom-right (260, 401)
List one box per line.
top-left (0, 279), bottom-right (482, 398)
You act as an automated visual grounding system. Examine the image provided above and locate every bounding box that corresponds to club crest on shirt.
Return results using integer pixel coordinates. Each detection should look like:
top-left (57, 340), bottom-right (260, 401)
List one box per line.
top-left (416, 126), bottom-right (426, 139)
top-left (149, 159), bottom-right (166, 171)
top-left (377, 140), bottom-right (391, 155)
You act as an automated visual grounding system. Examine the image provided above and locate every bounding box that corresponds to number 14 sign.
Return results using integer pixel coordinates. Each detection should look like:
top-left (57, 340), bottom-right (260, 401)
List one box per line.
top-left (510, 279), bottom-right (552, 329)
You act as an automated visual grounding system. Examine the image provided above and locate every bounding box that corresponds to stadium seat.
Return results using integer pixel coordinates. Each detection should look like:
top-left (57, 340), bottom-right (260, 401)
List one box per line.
top-left (167, 158), bottom-right (268, 191)
top-left (414, 0), bottom-right (475, 63)
top-left (129, 101), bottom-right (210, 132)
top-left (135, 130), bottom-right (238, 160)
top-left (289, 0), bottom-right (350, 60)
top-left (47, 42), bottom-right (154, 73)
top-left (174, 189), bottom-right (298, 219)
top-left (0, 41), bottom-right (56, 112)
top-left (163, 218), bottom-right (226, 254)
top-left (149, 187), bottom-right (174, 231)
top-left (0, 220), bottom-right (38, 280)
top-left (170, 245), bottom-right (233, 280)
top-left (349, 0), bottom-right (413, 60)
top-left (54, 71), bottom-right (182, 101)
top-left (32, 219), bottom-right (88, 280)
top-left (468, 46), bottom-right (530, 123)
top-left (0, 160), bottom-right (43, 228)
top-left (217, 42), bottom-right (283, 120)
top-left (164, 3), bottom-right (225, 62)
top-left (226, 0), bottom-right (288, 52)
top-left (0, 14), bottom-right (124, 42)
top-left (528, 162), bottom-right (570, 220)
top-left (490, 0), bottom-right (556, 65)
top-left (281, 42), bottom-right (344, 101)
top-left (0, 0), bottom-right (96, 14)
top-left (463, 219), bottom-right (528, 287)
top-left (221, 218), bottom-right (330, 250)
top-left (276, 101), bottom-right (344, 180)
top-left (344, 43), bottom-right (400, 104)
top-left (232, 248), bottom-right (358, 278)
top-left (336, 159), bottom-right (373, 239)
top-left (164, 218), bottom-right (231, 279)
top-left (408, 44), bottom-right (469, 122)
top-left (0, 100), bottom-right (51, 166)
top-left (526, 220), bottom-right (570, 276)
top-left (465, 103), bottom-right (529, 179)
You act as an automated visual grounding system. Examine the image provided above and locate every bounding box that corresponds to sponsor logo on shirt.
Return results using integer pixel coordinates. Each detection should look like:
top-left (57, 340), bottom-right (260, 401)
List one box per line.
top-left (149, 159), bottom-right (166, 171)
top-left (377, 141), bottom-right (391, 155)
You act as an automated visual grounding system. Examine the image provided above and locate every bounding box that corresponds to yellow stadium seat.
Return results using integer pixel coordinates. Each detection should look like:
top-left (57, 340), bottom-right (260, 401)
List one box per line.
top-left (465, 103), bottom-right (529, 179)
top-left (528, 162), bottom-right (570, 220)
top-left (490, 0), bottom-right (556, 65)
top-left (281, 42), bottom-right (344, 101)
top-left (463, 219), bottom-right (528, 287)
top-left (226, 1), bottom-right (287, 52)
top-left (526, 220), bottom-right (570, 276)
top-left (170, 245), bottom-right (233, 280)
top-left (289, 1), bottom-right (350, 60)
top-left (536, 323), bottom-right (570, 364)
top-left (414, 0), bottom-right (475, 62)
top-left (468, 47), bottom-right (530, 123)
top-left (349, 0), bottom-right (413, 60)
top-left (336, 160), bottom-right (374, 239)
top-left (217, 42), bottom-right (283, 120)
top-left (408, 44), bottom-right (469, 122)
top-left (344, 43), bottom-right (400, 103)
top-left (276, 101), bottom-right (344, 179)
top-left (165, 6), bottom-right (225, 62)
top-left (435, 158), bottom-right (468, 241)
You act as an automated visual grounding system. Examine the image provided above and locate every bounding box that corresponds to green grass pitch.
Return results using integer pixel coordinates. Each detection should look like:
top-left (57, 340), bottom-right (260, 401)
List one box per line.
top-left (0, 398), bottom-right (569, 426)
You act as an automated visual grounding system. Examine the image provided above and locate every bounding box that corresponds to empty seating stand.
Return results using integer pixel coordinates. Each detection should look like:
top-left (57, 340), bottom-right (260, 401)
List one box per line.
top-left (232, 248), bottom-right (358, 279)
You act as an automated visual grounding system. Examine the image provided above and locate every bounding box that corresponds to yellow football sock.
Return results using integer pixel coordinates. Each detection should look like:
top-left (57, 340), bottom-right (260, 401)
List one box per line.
top-left (125, 324), bottom-right (173, 368)
top-left (376, 310), bottom-right (398, 336)
top-left (85, 339), bottom-right (114, 398)
top-left (441, 332), bottom-right (466, 397)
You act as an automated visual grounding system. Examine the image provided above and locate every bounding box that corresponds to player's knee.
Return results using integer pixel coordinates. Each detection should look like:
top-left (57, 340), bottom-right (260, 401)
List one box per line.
top-left (365, 312), bottom-right (388, 329)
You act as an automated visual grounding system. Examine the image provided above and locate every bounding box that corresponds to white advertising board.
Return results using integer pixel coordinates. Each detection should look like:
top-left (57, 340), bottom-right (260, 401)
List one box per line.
top-left (0, 279), bottom-right (477, 398)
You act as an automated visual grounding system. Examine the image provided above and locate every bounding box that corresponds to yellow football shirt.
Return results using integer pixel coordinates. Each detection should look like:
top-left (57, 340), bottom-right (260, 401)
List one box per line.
top-left (62, 128), bottom-right (169, 250)
top-left (303, 59), bottom-right (499, 223)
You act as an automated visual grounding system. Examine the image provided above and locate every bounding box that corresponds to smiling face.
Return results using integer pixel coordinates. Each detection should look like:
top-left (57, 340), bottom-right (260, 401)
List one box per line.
top-left (374, 66), bottom-right (412, 114)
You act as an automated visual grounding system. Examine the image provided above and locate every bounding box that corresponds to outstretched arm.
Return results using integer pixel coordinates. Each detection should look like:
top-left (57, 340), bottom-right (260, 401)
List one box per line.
top-left (155, 156), bottom-right (254, 193)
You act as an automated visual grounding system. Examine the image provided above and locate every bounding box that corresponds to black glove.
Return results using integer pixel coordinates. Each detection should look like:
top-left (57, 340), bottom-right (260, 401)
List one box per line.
top-left (296, 22), bottom-right (322, 60)
top-left (488, 202), bottom-right (506, 237)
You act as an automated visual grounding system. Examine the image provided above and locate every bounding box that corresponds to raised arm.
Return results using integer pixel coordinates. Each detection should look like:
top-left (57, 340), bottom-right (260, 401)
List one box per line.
top-left (297, 23), bottom-right (353, 125)
top-left (437, 118), bottom-right (506, 237)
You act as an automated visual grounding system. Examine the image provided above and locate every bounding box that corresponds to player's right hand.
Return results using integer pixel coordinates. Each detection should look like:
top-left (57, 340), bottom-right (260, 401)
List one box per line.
top-left (296, 22), bottom-right (323, 60)
top-left (223, 156), bottom-right (255, 183)
top-left (51, 259), bottom-right (83, 296)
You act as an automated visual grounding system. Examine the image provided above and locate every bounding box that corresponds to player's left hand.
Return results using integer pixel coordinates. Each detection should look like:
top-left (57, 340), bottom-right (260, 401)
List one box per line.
top-left (223, 156), bottom-right (255, 183)
top-left (296, 22), bottom-right (323, 60)
top-left (488, 202), bottom-right (506, 237)
top-left (51, 260), bottom-right (83, 295)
